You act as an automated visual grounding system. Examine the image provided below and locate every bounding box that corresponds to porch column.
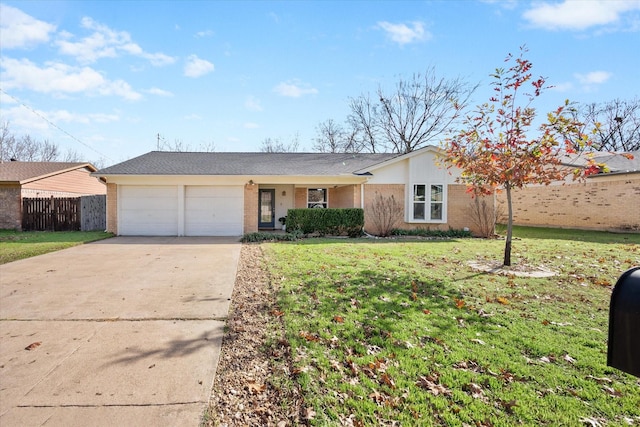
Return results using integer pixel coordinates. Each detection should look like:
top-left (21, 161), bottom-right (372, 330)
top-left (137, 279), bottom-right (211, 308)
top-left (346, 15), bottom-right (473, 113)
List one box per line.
top-left (244, 183), bottom-right (259, 233)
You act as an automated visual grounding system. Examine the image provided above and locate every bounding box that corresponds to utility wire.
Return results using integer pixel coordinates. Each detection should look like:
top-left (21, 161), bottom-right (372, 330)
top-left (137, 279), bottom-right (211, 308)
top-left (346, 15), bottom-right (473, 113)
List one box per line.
top-left (0, 87), bottom-right (114, 162)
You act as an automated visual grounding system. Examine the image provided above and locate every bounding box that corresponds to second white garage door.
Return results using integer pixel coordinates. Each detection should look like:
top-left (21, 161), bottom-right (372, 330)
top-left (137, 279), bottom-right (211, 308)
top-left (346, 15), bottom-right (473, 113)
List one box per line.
top-left (185, 186), bottom-right (243, 236)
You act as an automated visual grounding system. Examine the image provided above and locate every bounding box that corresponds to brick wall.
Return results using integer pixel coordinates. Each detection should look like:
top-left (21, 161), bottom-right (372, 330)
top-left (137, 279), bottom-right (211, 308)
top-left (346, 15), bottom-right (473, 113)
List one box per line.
top-left (244, 184), bottom-right (259, 233)
top-left (329, 185), bottom-right (359, 208)
top-left (294, 187), bottom-right (307, 209)
top-left (363, 183), bottom-right (493, 236)
top-left (362, 184), bottom-right (405, 235)
top-left (106, 183), bottom-right (117, 234)
top-left (0, 184), bottom-right (22, 230)
top-left (446, 184), bottom-right (492, 233)
top-left (496, 175), bottom-right (640, 231)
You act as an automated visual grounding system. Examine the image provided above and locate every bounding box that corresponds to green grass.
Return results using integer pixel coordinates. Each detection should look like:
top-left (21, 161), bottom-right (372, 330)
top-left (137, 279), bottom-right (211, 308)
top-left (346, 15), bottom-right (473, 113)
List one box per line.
top-left (0, 230), bottom-right (113, 264)
top-left (263, 227), bottom-right (640, 426)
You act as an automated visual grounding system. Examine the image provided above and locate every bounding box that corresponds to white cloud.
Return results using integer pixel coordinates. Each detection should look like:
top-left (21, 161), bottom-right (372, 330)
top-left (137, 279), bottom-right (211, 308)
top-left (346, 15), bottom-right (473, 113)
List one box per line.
top-left (273, 80), bottom-right (318, 98)
top-left (195, 29), bottom-right (214, 38)
top-left (377, 21), bottom-right (430, 45)
top-left (523, 0), bottom-right (640, 31)
top-left (575, 71), bottom-right (612, 84)
top-left (146, 87), bottom-right (174, 97)
top-left (184, 114), bottom-right (202, 120)
top-left (1, 58), bottom-right (142, 100)
top-left (47, 109), bottom-right (119, 124)
top-left (55, 16), bottom-right (176, 65)
top-left (481, 0), bottom-right (518, 10)
top-left (0, 4), bottom-right (57, 49)
top-left (184, 55), bottom-right (215, 78)
top-left (1, 105), bottom-right (118, 132)
top-left (268, 12), bottom-right (280, 24)
top-left (244, 122), bottom-right (260, 129)
top-left (550, 82), bottom-right (574, 92)
top-left (245, 96), bottom-right (263, 111)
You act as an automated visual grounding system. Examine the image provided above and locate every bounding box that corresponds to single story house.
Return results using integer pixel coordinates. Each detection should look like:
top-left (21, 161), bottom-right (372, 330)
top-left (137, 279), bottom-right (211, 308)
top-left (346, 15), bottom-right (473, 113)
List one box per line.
top-left (0, 161), bottom-right (106, 230)
top-left (94, 146), bottom-right (488, 237)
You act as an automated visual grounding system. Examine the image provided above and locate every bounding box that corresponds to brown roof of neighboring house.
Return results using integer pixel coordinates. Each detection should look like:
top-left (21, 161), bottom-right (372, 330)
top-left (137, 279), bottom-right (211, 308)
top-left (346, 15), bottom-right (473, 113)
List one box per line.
top-left (0, 162), bottom-right (97, 184)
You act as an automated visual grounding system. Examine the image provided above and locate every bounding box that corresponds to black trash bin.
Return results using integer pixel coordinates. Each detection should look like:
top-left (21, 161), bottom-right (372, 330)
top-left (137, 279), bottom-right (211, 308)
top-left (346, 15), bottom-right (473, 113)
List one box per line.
top-left (607, 266), bottom-right (640, 377)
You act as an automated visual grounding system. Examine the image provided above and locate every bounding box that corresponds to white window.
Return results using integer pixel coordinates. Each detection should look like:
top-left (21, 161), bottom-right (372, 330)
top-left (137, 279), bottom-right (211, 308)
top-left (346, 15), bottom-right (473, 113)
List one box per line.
top-left (308, 188), bottom-right (327, 208)
top-left (412, 184), bottom-right (444, 221)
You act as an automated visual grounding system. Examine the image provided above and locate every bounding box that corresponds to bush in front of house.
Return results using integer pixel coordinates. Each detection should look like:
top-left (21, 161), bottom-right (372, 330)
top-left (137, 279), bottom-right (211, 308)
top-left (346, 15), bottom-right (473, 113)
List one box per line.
top-left (240, 231), bottom-right (302, 243)
top-left (287, 208), bottom-right (364, 237)
top-left (390, 227), bottom-right (472, 238)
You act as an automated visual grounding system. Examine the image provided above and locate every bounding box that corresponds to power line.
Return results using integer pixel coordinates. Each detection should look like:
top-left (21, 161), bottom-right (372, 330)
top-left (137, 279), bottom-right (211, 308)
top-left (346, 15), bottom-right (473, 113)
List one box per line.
top-left (0, 87), bottom-right (114, 162)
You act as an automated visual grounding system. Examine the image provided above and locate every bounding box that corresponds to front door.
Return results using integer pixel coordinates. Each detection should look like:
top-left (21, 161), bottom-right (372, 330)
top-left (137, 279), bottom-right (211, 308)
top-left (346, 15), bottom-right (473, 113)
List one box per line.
top-left (258, 189), bottom-right (275, 229)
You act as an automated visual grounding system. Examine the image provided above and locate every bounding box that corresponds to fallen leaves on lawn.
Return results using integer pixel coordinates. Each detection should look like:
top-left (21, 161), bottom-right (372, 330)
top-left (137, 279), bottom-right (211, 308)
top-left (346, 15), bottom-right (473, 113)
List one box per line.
top-left (421, 336), bottom-right (450, 352)
top-left (346, 358), bottom-right (358, 376)
top-left (497, 399), bottom-right (518, 414)
top-left (590, 277), bottom-right (612, 287)
top-left (580, 416), bottom-right (606, 427)
top-left (291, 366), bottom-right (309, 376)
top-left (303, 407), bottom-right (316, 420)
top-left (454, 298), bottom-right (465, 309)
top-left (464, 382), bottom-right (486, 400)
top-left (299, 331), bottom-right (320, 342)
top-left (380, 373), bottom-right (396, 389)
top-left (496, 296), bottom-right (510, 305)
top-left (602, 385), bottom-right (622, 397)
top-left (453, 360), bottom-right (482, 372)
top-left (333, 315), bottom-right (344, 323)
top-left (586, 375), bottom-right (612, 384)
top-left (416, 373), bottom-right (451, 396)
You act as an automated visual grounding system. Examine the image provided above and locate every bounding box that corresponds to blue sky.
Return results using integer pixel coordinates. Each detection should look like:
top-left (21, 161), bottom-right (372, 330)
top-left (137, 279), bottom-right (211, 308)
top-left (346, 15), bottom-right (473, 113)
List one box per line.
top-left (1, 0), bottom-right (639, 165)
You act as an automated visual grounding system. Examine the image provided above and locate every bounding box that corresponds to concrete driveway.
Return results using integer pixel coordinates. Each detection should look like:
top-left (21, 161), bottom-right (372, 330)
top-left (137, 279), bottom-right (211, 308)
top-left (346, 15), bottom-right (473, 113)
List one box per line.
top-left (0, 237), bottom-right (241, 427)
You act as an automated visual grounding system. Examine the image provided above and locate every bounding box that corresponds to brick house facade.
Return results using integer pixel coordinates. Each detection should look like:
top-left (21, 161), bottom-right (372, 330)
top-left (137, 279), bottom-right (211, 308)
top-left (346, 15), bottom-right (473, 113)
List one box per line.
top-left (96, 148), bottom-right (491, 237)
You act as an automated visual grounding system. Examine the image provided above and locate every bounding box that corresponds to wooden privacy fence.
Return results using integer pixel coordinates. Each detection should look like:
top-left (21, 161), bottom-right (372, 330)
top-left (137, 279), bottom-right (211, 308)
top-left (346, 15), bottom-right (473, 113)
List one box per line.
top-left (22, 195), bottom-right (106, 232)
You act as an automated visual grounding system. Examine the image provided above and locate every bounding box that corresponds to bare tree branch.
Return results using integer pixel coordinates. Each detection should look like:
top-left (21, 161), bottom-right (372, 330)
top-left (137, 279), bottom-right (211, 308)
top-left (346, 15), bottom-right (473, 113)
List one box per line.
top-left (260, 133), bottom-right (300, 153)
top-left (576, 98), bottom-right (640, 152)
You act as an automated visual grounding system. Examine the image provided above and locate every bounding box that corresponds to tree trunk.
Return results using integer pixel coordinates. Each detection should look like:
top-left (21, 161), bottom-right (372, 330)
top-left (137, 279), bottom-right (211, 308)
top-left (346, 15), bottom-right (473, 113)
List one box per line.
top-left (503, 183), bottom-right (513, 266)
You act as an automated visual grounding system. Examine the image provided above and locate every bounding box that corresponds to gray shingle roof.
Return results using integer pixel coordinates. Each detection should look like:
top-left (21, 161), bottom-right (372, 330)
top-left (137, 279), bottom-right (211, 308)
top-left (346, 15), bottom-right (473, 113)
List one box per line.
top-left (0, 162), bottom-right (95, 183)
top-left (95, 151), bottom-right (399, 176)
top-left (561, 151), bottom-right (640, 175)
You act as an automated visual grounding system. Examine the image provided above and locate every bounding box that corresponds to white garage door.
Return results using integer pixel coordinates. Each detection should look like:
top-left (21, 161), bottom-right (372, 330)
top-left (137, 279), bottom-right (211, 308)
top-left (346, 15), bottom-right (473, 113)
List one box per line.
top-left (185, 186), bottom-right (243, 236)
top-left (119, 186), bottom-right (179, 236)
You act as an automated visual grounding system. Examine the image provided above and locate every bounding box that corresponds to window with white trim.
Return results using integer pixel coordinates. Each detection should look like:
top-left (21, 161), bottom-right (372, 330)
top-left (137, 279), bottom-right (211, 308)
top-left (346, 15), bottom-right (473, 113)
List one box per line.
top-left (307, 188), bottom-right (327, 208)
top-left (412, 184), bottom-right (444, 221)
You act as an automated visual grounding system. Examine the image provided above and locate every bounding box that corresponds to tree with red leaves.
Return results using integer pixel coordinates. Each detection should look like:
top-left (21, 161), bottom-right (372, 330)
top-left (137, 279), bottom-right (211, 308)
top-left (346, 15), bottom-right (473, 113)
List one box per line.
top-left (443, 47), bottom-right (601, 266)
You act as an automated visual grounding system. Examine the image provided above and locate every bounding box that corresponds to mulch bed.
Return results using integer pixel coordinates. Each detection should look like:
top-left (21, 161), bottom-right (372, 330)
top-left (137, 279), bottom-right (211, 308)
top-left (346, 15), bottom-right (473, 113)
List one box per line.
top-left (205, 244), bottom-right (304, 427)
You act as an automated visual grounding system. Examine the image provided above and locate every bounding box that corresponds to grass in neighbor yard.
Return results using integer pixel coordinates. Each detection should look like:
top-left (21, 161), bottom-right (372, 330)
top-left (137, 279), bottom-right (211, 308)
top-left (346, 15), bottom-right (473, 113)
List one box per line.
top-left (263, 227), bottom-right (640, 426)
top-left (0, 230), bottom-right (113, 264)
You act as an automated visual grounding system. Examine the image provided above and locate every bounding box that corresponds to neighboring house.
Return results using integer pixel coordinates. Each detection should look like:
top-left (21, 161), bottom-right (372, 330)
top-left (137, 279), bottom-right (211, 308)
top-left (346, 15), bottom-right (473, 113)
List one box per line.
top-left (0, 161), bottom-right (106, 230)
top-left (93, 146), bottom-right (489, 237)
top-left (496, 151), bottom-right (640, 231)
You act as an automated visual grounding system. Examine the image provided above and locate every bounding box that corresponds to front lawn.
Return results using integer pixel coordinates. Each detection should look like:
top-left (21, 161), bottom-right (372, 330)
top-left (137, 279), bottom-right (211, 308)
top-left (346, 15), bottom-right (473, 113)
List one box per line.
top-left (0, 230), bottom-right (113, 264)
top-left (263, 228), bottom-right (640, 426)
